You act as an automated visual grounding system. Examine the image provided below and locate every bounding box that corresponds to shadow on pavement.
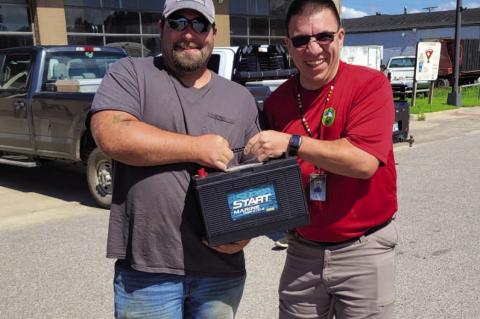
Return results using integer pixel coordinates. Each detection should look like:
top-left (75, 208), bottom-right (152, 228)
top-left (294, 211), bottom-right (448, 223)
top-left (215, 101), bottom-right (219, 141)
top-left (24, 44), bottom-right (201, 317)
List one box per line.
top-left (0, 161), bottom-right (98, 208)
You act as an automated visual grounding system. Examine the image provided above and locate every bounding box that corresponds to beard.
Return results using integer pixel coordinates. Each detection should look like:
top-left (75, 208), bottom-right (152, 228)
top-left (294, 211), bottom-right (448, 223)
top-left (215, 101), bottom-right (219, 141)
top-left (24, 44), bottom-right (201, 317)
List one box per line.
top-left (167, 41), bottom-right (213, 74)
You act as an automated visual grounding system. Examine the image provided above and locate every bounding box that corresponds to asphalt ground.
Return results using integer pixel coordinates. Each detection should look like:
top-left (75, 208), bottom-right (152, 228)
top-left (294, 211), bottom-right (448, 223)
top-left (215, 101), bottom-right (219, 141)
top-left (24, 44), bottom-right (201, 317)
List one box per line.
top-left (0, 107), bottom-right (479, 318)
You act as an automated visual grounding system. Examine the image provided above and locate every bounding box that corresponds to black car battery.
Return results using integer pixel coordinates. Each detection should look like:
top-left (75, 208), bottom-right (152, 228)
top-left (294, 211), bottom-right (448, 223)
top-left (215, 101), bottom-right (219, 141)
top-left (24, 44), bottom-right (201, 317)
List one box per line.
top-left (192, 157), bottom-right (309, 246)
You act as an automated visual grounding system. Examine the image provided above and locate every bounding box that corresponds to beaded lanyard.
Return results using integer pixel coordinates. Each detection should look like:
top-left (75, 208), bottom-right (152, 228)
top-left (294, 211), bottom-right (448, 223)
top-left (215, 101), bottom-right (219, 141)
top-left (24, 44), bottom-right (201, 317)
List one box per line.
top-left (295, 75), bottom-right (335, 173)
top-left (295, 75), bottom-right (335, 138)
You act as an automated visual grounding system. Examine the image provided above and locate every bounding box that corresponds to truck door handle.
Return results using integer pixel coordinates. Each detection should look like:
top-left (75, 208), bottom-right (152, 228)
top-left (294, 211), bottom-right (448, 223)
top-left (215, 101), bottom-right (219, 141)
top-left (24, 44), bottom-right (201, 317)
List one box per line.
top-left (14, 100), bottom-right (25, 111)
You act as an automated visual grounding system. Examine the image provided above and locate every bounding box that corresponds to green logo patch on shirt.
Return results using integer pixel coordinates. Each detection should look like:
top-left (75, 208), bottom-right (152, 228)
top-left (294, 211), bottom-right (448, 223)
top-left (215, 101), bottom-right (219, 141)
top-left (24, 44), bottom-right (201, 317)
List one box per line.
top-left (322, 107), bottom-right (336, 127)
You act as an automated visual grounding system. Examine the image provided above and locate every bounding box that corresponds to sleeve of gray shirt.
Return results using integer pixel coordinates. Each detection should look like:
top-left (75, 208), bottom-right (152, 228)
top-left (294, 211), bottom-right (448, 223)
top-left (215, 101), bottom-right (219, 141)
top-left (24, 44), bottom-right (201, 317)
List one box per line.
top-left (91, 57), bottom-right (142, 119)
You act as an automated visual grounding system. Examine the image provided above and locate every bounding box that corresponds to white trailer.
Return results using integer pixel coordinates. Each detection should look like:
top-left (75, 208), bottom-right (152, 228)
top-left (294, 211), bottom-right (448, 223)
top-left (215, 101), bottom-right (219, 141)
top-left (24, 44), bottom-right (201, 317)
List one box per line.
top-left (340, 45), bottom-right (383, 71)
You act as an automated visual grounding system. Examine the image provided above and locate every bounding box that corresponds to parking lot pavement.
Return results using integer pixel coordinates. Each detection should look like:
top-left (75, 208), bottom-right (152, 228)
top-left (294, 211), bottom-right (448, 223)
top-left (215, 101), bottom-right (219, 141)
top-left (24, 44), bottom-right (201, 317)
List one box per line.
top-left (396, 106), bottom-right (480, 149)
top-left (0, 163), bottom-right (102, 232)
top-left (237, 106), bottom-right (480, 319)
top-left (0, 106), bottom-right (479, 318)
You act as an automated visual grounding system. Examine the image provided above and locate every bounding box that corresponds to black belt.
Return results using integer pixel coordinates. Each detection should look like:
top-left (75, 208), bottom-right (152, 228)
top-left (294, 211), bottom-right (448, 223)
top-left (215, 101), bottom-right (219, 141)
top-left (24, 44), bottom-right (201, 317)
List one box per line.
top-left (292, 217), bottom-right (394, 248)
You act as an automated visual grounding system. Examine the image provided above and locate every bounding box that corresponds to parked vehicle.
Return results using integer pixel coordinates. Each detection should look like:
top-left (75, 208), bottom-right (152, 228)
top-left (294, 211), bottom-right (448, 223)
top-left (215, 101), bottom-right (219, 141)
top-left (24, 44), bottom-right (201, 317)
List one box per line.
top-left (382, 56), bottom-right (430, 94)
top-left (0, 44), bottom-right (295, 208)
top-left (437, 38), bottom-right (480, 87)
top-left (0, 45), bottom-right (127, 207)
top-left (0, 43), bottom-right (409, 208)
top-left (340, 45), bottom-right (383, 70)
top-left (210, 44), bottom-right (297, 109)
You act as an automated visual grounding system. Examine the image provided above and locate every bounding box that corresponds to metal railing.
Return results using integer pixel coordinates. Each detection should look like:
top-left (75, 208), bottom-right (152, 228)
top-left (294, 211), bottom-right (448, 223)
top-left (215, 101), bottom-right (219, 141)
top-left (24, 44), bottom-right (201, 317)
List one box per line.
top-left (460, 82), bottom-right (480, 106)
top-left (394, 81), bottom-right (480, 106)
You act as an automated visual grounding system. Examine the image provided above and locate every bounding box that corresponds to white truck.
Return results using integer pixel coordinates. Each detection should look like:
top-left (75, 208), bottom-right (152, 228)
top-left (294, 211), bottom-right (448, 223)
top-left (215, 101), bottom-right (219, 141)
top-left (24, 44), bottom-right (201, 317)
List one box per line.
top-left (210, 45), bottom-right (296, 107)
top-left (383, 56), bottom-right (430, 95)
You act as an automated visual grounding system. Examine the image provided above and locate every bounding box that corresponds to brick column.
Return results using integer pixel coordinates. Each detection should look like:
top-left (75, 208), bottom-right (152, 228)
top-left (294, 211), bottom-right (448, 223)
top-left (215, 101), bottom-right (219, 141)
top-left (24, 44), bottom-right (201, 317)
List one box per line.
top-left (33, 0), bottom-right (67, 45)
top-left (214, 0), bottom-right (230, 47)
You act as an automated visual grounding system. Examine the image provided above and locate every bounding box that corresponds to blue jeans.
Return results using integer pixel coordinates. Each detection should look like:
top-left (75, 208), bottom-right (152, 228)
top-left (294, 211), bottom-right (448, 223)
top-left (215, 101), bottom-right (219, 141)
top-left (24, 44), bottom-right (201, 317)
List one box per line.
top-left (266, 230), bottom-right (287, 241)
top-left (114, 261), bottom-right (246, 319)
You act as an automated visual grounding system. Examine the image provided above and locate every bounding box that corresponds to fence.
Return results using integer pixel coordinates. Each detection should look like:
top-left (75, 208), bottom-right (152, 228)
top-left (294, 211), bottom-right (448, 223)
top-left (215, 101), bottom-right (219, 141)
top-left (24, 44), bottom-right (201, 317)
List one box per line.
top-left (394, 82), bottom-right (480, 107)
top-left (460, 83), bottom-right (480, 106)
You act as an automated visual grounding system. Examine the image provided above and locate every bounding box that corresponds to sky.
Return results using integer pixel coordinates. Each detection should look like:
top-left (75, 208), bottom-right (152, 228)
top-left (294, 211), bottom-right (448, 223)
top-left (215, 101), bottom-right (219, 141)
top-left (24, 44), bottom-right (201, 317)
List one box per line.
top-left (341, 0), bottom-right (480, 18)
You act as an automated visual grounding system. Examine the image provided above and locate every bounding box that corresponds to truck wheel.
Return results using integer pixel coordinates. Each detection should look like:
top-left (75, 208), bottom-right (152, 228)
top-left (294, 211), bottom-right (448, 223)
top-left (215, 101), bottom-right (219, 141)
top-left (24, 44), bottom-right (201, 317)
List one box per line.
top-left (87, 147), bottom-right (112, 208)
top-left (436, 78), bottom-right (450, 88)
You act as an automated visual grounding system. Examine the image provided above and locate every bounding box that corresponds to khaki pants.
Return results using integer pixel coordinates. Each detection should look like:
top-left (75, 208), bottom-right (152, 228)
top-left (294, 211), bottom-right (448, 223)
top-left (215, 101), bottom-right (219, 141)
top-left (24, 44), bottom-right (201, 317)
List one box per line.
top-left (279, 220), bottom-right (398, 319)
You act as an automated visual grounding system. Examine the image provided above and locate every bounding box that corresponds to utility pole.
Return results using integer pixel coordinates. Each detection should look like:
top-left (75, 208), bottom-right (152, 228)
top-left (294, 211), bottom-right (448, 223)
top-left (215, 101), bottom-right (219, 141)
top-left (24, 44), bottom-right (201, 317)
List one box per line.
top-left (447, 0), bottom-right (462, 106)
top-left (422, 6), bottom-right (438, 12)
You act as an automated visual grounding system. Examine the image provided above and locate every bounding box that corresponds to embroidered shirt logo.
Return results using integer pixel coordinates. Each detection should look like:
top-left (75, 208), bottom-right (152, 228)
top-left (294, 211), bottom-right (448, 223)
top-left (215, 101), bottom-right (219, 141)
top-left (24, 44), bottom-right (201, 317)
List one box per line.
top-left (322, 107), bottom-right (336, 127)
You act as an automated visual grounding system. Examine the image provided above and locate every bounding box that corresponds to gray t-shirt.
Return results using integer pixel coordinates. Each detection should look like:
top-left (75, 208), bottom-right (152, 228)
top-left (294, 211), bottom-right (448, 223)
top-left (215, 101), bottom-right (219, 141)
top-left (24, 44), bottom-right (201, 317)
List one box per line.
top-left (91, 56), bottom-right (260, 276)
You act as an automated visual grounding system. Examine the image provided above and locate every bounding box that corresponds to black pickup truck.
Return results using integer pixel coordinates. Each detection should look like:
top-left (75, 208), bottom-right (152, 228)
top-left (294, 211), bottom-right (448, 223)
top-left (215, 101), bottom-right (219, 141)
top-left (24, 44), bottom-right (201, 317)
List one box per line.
top-left (0, 45), bottom-right (127, 207)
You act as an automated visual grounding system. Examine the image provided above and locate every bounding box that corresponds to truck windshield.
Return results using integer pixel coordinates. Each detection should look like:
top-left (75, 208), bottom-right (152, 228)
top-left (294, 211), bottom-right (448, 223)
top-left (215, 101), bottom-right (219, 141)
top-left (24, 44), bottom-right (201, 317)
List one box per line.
top-left (389, 57), bottom-right (416, 68)
top-left (42, 50), bottom-right (124, 92)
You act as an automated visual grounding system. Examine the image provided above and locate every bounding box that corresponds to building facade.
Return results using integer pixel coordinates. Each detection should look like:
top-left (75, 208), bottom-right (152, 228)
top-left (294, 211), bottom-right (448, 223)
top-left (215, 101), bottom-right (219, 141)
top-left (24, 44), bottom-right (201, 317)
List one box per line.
top-left (343, 8), bottom-right (480, 64)
top-left (0, 0), bottom-right (342, 56)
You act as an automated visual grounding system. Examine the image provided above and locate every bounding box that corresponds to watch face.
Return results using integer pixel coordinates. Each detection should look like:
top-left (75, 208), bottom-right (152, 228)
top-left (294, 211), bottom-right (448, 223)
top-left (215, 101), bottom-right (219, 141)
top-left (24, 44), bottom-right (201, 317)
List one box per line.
top-left (288, 135), bottom-right (301, 156)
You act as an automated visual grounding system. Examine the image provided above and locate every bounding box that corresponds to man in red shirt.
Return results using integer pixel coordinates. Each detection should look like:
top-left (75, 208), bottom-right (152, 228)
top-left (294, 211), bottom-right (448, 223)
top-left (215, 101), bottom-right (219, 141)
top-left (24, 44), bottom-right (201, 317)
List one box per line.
top-left (244, 0), bottom-right (398, 318)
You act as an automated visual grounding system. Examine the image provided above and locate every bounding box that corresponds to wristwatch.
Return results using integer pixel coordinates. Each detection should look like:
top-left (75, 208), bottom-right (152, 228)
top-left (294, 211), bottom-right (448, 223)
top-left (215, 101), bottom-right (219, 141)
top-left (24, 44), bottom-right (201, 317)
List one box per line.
top-left (287, 134), bottom-right (302, 157)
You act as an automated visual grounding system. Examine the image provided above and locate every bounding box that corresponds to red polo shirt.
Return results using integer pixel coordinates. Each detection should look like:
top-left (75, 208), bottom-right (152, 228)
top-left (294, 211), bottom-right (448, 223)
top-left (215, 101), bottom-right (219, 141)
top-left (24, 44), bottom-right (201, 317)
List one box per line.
top-left (264, 62), bottom-right (398, 242)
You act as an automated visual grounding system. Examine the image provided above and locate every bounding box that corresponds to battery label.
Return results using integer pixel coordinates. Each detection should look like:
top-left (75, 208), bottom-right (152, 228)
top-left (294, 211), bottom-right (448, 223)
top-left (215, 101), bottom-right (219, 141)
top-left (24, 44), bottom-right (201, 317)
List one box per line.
top-left (227, 183), bottom-right (279, 221)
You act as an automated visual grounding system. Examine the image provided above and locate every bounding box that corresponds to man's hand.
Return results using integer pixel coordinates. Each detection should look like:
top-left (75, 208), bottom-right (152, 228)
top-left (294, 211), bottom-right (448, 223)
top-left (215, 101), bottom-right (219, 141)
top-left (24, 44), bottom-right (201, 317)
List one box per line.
top-left (244, 131), bottom-right (291, 162)
top-left (194, 134), bottom-right (234, 171)
top-left (202, 239), bottom-right (250, 254)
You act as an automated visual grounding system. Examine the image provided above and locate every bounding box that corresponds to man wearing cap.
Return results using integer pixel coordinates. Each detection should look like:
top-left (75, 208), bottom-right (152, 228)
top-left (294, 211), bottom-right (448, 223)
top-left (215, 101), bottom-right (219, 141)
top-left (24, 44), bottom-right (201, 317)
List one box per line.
top-left (89, 0), bottom-right (260, 317)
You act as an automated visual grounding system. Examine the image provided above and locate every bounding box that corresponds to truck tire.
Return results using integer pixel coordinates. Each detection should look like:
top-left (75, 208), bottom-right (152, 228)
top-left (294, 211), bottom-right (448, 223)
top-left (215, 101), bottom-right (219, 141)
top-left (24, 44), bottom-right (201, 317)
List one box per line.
top-left (436, 78), bottom-right (450, 88)
top-left (87, 147), bottom-right (112, 208)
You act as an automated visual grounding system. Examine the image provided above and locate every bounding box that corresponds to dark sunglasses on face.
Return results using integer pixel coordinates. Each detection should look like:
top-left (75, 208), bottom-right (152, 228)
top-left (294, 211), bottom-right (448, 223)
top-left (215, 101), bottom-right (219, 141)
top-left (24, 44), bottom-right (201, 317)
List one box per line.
top-left (166, 15), bottom-right (212, 34)
top-left (289, 31), bottom-right (337, 48)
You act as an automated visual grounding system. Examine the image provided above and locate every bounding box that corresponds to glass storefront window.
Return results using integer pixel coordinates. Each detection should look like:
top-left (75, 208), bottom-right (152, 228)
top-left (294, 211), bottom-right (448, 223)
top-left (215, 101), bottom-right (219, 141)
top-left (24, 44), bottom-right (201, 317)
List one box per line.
top-left (65, 7), bottom-right (103, 33)
top-left (101, 0), bottom-right (120, 8)
top-left (0, 0), bottom-right (28, 4)
top-left (120, 0), bottom-right (141, 11)
top-left (0, 4), bottom-right (31, 32)
top-left (65, 1), bottom-right (164, 57)
top-left (64, 0), bottom-right (101, 7)
top-left (249, 17), bottom-right (268, 36)
top-left (248, 0), bottom-right (269, 16)
top-left (230, 0), bottom-right (247, 15)
top-left (229, 1), bottom-right (290, 46)
top-left (104, 10), bottom-right (140, 34)
top-left (270, 0), bottom-right (290, 17)
top-left (0, 35), bottom-right (32, 50)
top-left (270, 18), bottom-right (286, 36)
top-left (230, 37), bottom-right (248, 46)
top-left (68, 35), bottom-right (105, 46)
top-left (141, 12), bottom-right (162, 35)
top-left (270, 37), bottom-right (286, 45)
top-left (230, 16), bottom-right (247, 36)
top-left (141, 0), bottom-right (165, 11)
top-left (231, 0), bottom-right (268, 16)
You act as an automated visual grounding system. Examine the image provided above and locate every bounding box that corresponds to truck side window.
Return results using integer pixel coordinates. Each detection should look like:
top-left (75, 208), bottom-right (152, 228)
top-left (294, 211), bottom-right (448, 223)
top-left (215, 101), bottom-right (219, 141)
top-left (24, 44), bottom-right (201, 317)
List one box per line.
top-left (0, 54), bottom-right (32, 90)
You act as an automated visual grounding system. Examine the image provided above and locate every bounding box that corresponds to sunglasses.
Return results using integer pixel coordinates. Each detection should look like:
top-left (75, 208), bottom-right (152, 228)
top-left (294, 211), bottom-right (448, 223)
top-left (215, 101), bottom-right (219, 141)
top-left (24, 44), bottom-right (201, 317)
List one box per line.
top-left (166, 16), bottom-right (212, 34)
top-left (289, 31), bottom-right (337, 48)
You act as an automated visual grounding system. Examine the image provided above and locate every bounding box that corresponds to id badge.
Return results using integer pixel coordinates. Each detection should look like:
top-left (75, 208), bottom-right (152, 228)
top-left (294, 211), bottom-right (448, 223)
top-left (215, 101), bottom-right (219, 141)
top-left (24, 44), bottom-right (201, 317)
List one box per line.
top-left (309, 173), bottom-right (326, 201)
